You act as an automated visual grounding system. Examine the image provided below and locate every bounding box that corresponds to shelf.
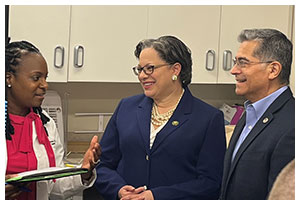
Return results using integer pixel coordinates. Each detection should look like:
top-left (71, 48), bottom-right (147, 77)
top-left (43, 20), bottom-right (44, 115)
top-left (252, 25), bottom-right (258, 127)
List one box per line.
top-left (73, 112), bottom-right (113, 134)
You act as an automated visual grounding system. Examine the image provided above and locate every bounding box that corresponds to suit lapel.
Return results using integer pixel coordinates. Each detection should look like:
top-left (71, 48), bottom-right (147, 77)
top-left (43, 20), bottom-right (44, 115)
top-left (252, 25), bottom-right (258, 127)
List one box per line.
top-left (137, 96), bottom-right (153, 153)
top-left (223, 113), bottom-right (245, 188)
top-left (230, 113), bottom-right (274, 170)
top-left (150, 88), bottom-right (193, 153)
top-left (227, 87), bottom-right (293, 179)
top-left (227, 113), bottom-right (246, 157)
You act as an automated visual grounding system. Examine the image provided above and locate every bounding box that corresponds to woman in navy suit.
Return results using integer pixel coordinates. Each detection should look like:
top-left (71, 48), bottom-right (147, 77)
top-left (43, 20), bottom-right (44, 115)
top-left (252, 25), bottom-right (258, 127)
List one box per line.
top-left (95, 36), bottom-right (226, 199)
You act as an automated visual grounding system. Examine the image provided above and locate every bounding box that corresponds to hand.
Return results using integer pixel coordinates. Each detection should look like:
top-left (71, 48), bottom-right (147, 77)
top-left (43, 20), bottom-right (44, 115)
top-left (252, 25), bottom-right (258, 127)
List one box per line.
top-left (6, 183), bottom-right (22, 200)
top-left (133, 190), bottom-right (154, 200)
top-left (5, 174), bottom-right (27, 200)
top-left (119, 185), bottom-right (153, 200)
top-left (81, 135), bottom-right (101, 181)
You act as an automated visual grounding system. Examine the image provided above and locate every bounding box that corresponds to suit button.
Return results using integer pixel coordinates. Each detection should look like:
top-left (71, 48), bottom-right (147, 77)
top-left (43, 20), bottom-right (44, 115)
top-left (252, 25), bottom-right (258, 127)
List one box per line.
top-left (146, 155), bottom-right (149, 160)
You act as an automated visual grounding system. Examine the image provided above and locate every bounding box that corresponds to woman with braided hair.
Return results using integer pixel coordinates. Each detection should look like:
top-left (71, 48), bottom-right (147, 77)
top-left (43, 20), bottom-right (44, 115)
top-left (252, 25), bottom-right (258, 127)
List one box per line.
top-left (5, 41), bottom-right (101, 200)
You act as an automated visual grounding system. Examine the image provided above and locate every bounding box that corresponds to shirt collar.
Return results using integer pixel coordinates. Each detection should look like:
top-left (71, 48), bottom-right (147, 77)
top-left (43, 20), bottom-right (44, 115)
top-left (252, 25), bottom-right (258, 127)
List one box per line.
top-left (244, 86), bottom-right (288, 121)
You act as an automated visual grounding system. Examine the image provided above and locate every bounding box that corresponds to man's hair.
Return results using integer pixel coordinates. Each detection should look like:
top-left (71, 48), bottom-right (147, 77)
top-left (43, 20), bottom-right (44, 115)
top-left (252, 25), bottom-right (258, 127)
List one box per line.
top-left (238, 29), bottom-right (293, 85)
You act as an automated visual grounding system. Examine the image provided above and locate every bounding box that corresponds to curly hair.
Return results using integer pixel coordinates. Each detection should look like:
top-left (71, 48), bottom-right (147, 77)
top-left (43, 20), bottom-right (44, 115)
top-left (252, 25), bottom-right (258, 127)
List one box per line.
top-left (134, 36), bottom-right (192, 88)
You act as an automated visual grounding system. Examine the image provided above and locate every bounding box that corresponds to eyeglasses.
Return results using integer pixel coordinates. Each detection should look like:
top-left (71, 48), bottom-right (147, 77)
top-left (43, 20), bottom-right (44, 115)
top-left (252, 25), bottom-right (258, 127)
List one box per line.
top-left (132, 64), bottom-right (171, 76)
top-left (233, 58), bottom-right (273, 68)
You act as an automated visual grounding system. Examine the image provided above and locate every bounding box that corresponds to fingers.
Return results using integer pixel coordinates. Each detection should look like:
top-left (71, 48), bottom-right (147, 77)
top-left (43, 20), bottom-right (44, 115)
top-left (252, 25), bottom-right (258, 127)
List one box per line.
top-left (89, 135), bottom-right (99, 149)
top-left (95, 143), bottom-right (102, 156)
top-left (81, 135), bottom-right (101, 170)
top-left (6, 189), bottom-right (22, 200)
top-left (92, 143), bottom-right (101, 159)
top-left (91, 139), bottom-right (101, 165)
top-left (134, 186), bottom-right (146, 194)
top-left (90, 135), bottom-right (101, 163)
top-left (122, 190), bottom-right (153, 200)
top-left (119, 185), bottom-right (148, 200)
top-left (5, 174), bottom-right (18, 180)
top-left (5, 183), bottom-right (29, 200)
top-left (118, 185), bottom-right (135, 199)
top-left (122, 185), bottom-right (135, 192)
top-left (121, 194), bottom-right (145, 200)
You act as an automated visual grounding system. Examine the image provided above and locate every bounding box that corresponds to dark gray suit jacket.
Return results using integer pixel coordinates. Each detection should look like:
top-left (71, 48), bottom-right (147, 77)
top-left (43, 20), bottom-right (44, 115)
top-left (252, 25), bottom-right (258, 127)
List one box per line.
top-left (220, 87), bottom-right (295, 200)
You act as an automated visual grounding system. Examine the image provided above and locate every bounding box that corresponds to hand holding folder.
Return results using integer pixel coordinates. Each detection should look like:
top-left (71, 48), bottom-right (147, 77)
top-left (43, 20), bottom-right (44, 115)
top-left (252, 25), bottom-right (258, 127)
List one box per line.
top-left (5, 167), bottom-right (88, 184)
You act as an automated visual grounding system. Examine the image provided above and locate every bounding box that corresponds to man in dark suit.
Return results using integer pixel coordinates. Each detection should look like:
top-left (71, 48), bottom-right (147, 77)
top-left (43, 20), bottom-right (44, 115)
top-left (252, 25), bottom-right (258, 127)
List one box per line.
top-left (220, 28), bottom-right (295, 200)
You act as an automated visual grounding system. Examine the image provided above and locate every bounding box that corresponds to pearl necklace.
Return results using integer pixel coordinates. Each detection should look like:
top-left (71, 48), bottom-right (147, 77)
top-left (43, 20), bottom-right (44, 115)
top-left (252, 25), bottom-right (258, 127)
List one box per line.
top-left (151, 89), bottom-right (184, 126)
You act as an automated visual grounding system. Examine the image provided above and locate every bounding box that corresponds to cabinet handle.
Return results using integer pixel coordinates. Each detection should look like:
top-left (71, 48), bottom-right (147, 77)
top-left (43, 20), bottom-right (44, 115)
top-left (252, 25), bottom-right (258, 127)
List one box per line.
top-left (205, 50), bottom-right (215, 71)
top-left (54, 46), bottom-right (64, 68)
top-left (223, 50), bottom-right (232, 71)
top-left (74, 45), bottom-right (84, 68)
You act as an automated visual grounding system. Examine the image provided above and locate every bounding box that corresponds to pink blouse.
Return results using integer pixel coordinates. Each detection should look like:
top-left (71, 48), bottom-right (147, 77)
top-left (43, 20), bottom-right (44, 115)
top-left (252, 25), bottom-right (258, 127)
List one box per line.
top-left (6, 110), bottom-right (56, 199)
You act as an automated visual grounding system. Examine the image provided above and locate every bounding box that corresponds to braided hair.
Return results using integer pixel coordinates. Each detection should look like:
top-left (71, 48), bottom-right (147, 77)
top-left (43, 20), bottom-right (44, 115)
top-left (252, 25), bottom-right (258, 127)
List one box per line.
top-left (5, 41), bottom-right (50, 140)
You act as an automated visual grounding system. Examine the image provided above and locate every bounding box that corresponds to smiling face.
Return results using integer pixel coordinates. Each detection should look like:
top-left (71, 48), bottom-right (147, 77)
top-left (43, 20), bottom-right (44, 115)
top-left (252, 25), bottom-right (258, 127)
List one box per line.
top-left (137, 48), bottom-right (178, 101)
top-left (6, 52), bottom-right (49, 116)
top-left (230, 41), bottom-right (273, 103)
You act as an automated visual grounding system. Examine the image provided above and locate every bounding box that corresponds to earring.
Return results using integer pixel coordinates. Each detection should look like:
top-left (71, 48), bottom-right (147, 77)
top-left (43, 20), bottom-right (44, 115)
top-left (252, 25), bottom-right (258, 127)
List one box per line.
top-left (172, 75), bottom-right (178, 81)
top-left (7, 84), bottom-right (11, 88)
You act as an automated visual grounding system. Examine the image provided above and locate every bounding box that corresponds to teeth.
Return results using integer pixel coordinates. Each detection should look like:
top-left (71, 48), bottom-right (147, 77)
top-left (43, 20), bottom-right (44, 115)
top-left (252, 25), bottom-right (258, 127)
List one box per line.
top-left (144, 83), bottom-right (153, 86)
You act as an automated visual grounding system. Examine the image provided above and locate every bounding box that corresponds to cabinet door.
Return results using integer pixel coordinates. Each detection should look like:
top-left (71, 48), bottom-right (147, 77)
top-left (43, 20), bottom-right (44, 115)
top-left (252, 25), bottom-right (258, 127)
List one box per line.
top-left (147, 6), bottom-right (221, 84)
top-left (68, 6), bottom-right (148, 82)
top-left (9, 5), bottom-right (71, 82)
top-left (218, 5), bottom-right (293, 83)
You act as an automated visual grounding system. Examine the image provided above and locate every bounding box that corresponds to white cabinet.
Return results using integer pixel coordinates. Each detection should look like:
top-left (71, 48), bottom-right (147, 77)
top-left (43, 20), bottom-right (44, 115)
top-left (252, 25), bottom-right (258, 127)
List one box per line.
top-left (218, 5), bottom-right (293, 83)
top-left (9, 5), bottom-right (148, 83)
top-left (147, 5), bottom-right (293, 84)
top-left (68, 6), bottom-right (148, 82)
top-left (9, 5), bottom-right (70, 82)
top-left (9, 5), bottom-right (293, 84)
top-left (147, 6), bottom-right (221, 84)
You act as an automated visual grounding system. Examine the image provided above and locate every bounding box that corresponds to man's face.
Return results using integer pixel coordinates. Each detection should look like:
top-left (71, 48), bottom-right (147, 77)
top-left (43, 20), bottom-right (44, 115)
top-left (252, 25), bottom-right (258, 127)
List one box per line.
top-left (231, 41), bottom-right (271, 102)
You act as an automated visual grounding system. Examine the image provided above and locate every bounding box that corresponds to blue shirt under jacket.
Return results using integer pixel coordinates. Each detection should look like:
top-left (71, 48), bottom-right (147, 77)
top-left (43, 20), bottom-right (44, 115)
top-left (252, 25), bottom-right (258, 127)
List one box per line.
top-left (232, 86), bottom-right (288, 161)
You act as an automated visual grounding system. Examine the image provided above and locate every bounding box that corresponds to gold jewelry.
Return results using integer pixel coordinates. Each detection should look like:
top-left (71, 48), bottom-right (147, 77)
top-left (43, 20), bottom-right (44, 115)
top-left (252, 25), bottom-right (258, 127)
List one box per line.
top-left (151, 89), bottom-right (184, 126)
top-left (172, 75), bottom-right (178, 81)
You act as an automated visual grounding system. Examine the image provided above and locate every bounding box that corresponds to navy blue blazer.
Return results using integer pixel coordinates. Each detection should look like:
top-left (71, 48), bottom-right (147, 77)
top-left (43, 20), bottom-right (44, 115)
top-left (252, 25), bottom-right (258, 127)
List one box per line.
top-left (220, 87), bottom-right (295, 199)
top-left (95, 87), bottom-right (226, 199)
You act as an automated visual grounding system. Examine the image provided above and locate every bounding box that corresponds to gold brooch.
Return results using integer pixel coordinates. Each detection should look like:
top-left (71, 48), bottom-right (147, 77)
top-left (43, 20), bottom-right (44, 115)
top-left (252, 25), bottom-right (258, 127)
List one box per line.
top-left (172, 121), bottom-right (179, 126)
